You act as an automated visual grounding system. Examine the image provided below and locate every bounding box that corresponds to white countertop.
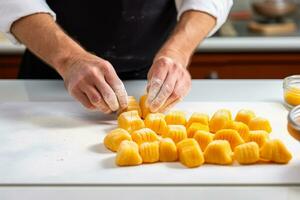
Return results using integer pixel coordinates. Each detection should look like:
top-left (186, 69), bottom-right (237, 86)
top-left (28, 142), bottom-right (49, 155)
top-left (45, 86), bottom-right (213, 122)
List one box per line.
top-left (199, 37), bottom-right (300, 52)
top-left (0, 80), bottom-right (299, 200)
top-left (0, 79), bottom-right (283, 102)
top-left (1, 37), bottom-right (300, 54)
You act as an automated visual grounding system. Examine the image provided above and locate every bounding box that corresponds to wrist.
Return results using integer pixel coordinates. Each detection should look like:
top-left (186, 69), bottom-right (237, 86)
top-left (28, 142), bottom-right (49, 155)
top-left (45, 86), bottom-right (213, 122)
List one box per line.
top-left (154, 48), bottom-right (191, 68)
top-left (52, 47), bottom-right (86, 78)
top-left (42, 28), bottom-right (87, 78)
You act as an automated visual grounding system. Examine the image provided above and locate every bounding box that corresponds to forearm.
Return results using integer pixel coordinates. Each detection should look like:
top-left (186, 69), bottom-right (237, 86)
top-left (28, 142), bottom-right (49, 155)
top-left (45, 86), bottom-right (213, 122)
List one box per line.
top-left (11, 13), bottom-right (85, 77)
top-left (156, 11), bottom-right (216, 67)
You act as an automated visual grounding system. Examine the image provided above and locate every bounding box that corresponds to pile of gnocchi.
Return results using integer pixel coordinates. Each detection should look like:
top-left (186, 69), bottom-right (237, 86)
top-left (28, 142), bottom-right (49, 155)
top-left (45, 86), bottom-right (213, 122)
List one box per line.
top-left (103, 95), bottom-right (292, 168)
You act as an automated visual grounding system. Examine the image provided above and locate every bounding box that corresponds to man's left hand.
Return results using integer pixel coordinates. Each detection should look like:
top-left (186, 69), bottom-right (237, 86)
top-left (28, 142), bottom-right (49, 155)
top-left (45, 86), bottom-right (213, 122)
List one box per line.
top-left (146, 55), bottom-right (191, 113)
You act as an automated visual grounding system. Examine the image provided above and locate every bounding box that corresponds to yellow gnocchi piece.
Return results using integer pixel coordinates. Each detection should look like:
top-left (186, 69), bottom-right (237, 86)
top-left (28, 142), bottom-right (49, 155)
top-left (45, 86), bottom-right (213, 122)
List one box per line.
top-left (214, 129), bottom-right (244, 150)
top-left (176, 138), bottom-right (199, 153)
top-left (187, 122), bottom-right (210, 138)
top-left (260, 139), bottom-right (292, 164)
top-left (139, 94), bottom-right (151, 119)
top-left (186, 112), bottom-right (209, 128)
top-left (235, 109), bottom-right (256, 125)
top-left (193, 130), bottom-right (214, 151)
top-left (248, 117), bottom-right (272, 133)
top-left (139, 141), bottom-right (160, 163)
top-left (204, 140), bottom-right (233, 165)
top-left (165, 111), bottom-right (186, 125)
top-left (144, 113), bottom-right (168, 135)
top-left (118, 96), bottom-right (142, 117)
top-left (234, 142), bottom-right (260, 164)
top-left (225, 121), bottom-right (249, 141)
top-left (118, 110), bottom-right (145, 133)
top-left (159, 138), bottom-right (178, 162)
top-left (104, 128), bottom-right (132, 152)
top-left (131, 128), bottom-right (159, 145)
top-left (248, 130), bottom-right (269, 147)
top-left (209, 109), bottom-right (232, 133)
top-left (116, 141), bottom-right (142, 166)
top-left (163, 125), bottom-right (187, 143)
top-left (177, 138), bottom-right (204, 168)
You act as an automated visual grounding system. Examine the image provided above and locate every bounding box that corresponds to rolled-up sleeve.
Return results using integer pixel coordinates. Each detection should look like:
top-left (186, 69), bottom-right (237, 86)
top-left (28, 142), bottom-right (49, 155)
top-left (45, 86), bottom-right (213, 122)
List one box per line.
top-left (175, 0), bottom-right (233, 36)
top-left (0, 0), bottom-right (56, 43)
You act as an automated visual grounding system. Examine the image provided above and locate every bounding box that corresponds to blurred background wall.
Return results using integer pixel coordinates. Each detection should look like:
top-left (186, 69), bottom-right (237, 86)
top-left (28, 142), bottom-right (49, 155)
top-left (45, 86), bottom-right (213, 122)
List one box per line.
top-left (0, 0), bottom-right (300, 79)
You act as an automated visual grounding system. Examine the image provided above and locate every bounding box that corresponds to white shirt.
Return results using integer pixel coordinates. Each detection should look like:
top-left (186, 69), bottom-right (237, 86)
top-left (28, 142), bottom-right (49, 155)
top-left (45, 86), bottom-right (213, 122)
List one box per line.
top-left (0, 0), bottom-right (233, 44)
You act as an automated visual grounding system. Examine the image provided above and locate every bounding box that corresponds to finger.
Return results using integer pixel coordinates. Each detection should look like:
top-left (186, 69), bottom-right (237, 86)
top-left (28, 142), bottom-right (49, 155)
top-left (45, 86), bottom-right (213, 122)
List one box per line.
top-left (94, 78), bottom-right (120, 112)
top-left (81, 85), bottom-right (112, 114)
top-left (71, 89), bottom-right (96, 110)
top-left (149, 72), bottom-right (177, 112)
top-left (102, 63), bottom-right (128, 110)
top-left (113, 84), bottom-right (128, 109)
top-left (159, 98), bottom-right (181, 113)
top-left (157, 80), bottom-right (182, 112)
top-left (147, 59), bottom-right (172, 106)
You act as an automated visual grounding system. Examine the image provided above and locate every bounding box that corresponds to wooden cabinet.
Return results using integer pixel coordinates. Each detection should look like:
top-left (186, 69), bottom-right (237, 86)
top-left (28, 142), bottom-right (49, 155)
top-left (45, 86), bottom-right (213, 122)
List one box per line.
top-left (189, 52), bottom-right (300, 79)
top-left (0, 54), bottom-right (22, 79)
top-left (0, 52), bottom-right (300, 79)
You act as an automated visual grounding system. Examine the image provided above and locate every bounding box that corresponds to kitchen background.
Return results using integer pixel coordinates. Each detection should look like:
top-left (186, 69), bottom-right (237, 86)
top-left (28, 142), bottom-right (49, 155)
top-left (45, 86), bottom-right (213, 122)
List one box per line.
top-left (0, 0), bottom-right (300, 79)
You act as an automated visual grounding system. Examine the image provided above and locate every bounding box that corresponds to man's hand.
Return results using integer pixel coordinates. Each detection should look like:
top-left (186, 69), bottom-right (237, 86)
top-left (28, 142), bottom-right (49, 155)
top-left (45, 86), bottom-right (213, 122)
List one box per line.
top-left (11, 14), bottom-right (128, 113)
top-left (147, 11), bottom-right (216, 112)
top-left (62, 53), bottom-right (128, 113)
top-left (147, 54), bottom-right (191, 113)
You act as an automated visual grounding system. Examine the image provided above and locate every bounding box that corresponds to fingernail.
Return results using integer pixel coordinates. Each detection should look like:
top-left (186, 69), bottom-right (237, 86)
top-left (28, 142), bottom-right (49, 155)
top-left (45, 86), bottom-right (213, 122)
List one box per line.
top-left (111, 102), bottom-right (119, 111)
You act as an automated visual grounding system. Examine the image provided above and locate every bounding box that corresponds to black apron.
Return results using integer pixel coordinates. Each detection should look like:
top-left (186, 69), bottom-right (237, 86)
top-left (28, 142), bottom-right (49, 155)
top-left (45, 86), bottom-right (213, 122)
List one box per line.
top-left (19, 0), bottom-right (177, 79)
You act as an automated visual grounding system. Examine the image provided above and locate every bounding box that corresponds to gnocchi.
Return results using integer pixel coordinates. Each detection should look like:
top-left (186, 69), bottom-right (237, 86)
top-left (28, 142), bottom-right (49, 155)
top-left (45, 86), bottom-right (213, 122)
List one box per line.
top-left (165, 111), bottom-right (186, 125)
top-left (225, 121), bottom-right (249, 141)
top-left (159, 138), bottom-right (178, 162)
top-left (102, 103), bottom-right (293, 168)
top-left (139, 94), bottom-right (151, 119)
top-left (260, 139), bottom-right (292, 164)
top-left (118, 96), bottom-right (142, 117)
top-left (187, 122), bottom-right (210, 138)
top-left (234, 142), bottom-right (260, 164)
top-left (177, 138), bottom-right (204, 168)
top-left (118, 110), bottom-right (145, 133)
top-left (139, 141), bottom-right (160, 163)
top-left (145, 113), bottom-right (168, 135)
top-left (131, 128), bottom-right (159, 145)
top-left (248, 130), bottom-right (269, 147)
top-left (214, 129), bottom-right (244, 150)
top-left (204, 140), bottom-right (233, 165)
top-left (235, 109), bottom-right (256, 125)
top-left (249, 117), bottom-right (272, 133)
top-left (193, 130), bottom-right (214, 151)
top-left (116, 141), bottom-right (142, 166)
top-left (209, 109), bottom-right (232, 133)
top-left (104, 128), bottom-right (132, 152)
top-left (163, 125), bottom-right (187, 143)
top-left (186, 112), bottom-right (209, 128)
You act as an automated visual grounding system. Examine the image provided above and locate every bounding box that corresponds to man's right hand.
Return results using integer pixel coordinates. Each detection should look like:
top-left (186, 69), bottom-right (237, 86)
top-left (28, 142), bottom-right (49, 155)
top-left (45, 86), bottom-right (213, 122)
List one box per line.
top-left (11, 13), bottom-right (127, 113)
top-left (62, 53), bottom-right (128, 113)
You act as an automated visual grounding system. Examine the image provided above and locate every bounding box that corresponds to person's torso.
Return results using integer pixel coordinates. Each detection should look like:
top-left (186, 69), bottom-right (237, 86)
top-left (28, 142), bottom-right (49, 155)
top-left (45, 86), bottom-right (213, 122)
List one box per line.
top-left (20, 0), bottom-right (177, 79)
